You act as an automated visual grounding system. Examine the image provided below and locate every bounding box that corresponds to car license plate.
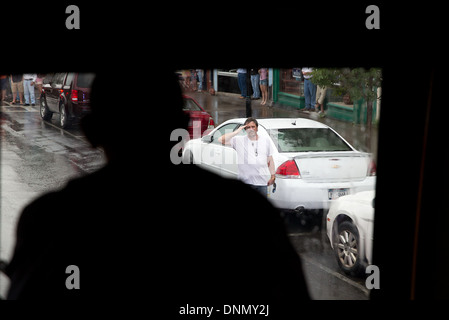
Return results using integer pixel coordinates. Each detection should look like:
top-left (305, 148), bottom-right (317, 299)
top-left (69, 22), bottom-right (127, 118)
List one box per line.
top-left (328, 188), bottom-right (349, 200)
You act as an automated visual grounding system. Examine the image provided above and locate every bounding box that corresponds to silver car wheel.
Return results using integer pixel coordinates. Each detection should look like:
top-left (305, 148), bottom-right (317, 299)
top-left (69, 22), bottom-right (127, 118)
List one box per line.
top-left (337, 230), bottom-right (358, 268)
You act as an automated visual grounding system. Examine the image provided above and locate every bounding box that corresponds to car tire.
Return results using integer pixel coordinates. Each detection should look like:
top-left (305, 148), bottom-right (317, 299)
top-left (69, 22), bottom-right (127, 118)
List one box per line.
top-left (40, 99), bottom-right (53, 121)
top-left (59, 103), bottom-right (71, 129)
top-left (334, 221), bottom-right (364, 276)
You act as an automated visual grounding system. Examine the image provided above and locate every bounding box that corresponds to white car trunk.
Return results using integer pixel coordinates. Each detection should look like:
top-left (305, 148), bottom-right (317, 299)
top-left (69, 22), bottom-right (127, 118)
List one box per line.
top-left (293, 152), bottom-right (369, 182)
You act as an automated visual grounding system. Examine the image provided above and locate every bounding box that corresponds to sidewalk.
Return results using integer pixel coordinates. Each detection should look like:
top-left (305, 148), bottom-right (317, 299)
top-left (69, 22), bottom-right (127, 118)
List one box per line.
top-left (185, 91), bottom-right (378, 158)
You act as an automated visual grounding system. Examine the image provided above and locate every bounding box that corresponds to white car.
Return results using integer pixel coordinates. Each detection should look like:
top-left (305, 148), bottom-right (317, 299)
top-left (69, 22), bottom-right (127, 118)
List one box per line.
top-left (326, 190), bottom-right (375, 276)
top-left (182, 118), bottom-right (376, 211)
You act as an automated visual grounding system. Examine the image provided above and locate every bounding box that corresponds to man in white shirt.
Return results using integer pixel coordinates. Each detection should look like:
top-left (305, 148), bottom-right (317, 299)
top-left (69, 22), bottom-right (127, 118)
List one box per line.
top-left (23, 73), bottom-right (37, 106)
top-left (218, 117), bottom-right (276, 196)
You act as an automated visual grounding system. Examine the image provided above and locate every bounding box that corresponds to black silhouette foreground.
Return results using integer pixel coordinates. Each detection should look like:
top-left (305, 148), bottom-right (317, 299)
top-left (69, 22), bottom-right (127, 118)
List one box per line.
top-left (4, 69), bottom-right (309, 316)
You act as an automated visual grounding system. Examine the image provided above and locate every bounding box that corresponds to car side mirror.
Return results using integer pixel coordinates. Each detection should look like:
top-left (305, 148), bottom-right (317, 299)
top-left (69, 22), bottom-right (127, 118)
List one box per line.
top-left (201, 135), bottom-right (213, 143)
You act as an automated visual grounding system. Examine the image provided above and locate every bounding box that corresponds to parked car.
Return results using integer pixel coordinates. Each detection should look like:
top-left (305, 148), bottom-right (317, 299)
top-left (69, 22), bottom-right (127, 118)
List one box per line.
top-left (183, 95), bottom-right (215, 138)
top-left (182, 118), bottom-right (376, 212)
top-left (40, 73), bottom-right (95, 128)
top-left (326, 190), bottom-right (375, 276)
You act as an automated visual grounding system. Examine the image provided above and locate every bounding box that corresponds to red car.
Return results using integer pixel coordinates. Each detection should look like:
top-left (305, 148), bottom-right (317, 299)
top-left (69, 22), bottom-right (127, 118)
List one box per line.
top-left (183, 95), bottom-right (215, 138)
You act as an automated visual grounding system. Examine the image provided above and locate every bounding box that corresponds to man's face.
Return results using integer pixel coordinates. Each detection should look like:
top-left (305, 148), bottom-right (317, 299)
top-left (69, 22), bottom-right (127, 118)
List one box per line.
top-left (245, 121), bottom-right (258, 138)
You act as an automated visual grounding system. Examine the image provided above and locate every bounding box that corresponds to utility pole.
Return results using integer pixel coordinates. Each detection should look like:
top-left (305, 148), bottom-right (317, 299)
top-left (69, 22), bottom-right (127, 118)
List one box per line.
top-left (245, 68), bottom-right (252, 117)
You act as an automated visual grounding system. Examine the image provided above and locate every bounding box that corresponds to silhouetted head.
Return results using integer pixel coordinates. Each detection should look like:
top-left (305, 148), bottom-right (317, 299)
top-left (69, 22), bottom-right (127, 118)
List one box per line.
top-left (81, 69), bottom-right (188, 164)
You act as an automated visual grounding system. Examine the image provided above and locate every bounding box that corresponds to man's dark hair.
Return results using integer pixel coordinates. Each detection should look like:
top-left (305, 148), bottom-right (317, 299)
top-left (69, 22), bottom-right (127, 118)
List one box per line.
top-left (244, 117), bottom-right (258, 127)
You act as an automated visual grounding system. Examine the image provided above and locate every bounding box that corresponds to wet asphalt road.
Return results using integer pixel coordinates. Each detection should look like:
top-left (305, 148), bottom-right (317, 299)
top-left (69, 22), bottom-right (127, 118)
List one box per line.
top-left (0, 96), bottom-right (373, 299)
top-left (283, 213), bottom-right (369, 299)
top-left (0, 101), bottom-right (106, 298)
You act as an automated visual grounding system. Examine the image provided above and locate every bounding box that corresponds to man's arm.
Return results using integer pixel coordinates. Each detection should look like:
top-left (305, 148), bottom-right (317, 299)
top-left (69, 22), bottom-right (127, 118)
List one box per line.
top-left (267, 155), bottom-right (276, 186)
top-left (218, 124), bottom-right (246, 145)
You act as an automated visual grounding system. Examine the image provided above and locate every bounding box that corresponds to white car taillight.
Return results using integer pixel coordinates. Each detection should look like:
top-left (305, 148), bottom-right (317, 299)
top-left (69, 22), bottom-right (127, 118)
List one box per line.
top-left (367, 160), bottom-right (376, 176)
top-left (275, 160), bottom-right (301, 179)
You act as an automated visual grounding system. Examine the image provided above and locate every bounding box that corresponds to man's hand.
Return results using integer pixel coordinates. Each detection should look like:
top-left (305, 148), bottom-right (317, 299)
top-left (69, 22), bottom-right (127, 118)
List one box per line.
top-left (219, 124), bottom-right (247, 145)
top-left (267, 175), bottom-right (276, 186)
top-left (238, 124), bottom-right (248, 132)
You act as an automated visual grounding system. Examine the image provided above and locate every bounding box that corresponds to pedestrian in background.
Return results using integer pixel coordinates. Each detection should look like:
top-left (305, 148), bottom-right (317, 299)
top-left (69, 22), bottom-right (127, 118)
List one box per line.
top-left (10, 74), bottom-right (24, 105)
top-left (315, 85), bottom-right (327, 117)
top-left (23, 73), bottom-right (37, 106)
top-left (302, 67), bottom-right (316, 112)
top-left (250, 68), bottom-right (260, 100)
top-left (196, 69), bottom-right (203, 92)
top-left (0, 75), bottom-right (7, 103)
top-left (189, 69), bottom-right (197, 91)
top-left (35, 74), bottom-right (44, 100)
top-left (259, 68), bottom-right (268, 105)
top-left (237, 68), bottom-right (247, 99)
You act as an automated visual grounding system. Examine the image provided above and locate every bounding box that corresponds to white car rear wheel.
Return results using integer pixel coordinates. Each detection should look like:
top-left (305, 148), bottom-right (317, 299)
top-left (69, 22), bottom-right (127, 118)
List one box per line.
top-left (335, 221), bottom-right (363, 276)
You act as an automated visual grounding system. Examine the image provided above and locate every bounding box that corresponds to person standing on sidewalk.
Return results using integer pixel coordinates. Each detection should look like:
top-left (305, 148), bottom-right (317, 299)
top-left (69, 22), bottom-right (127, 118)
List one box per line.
top-left (196, 69), bottom-right (203, 92)
top-left (218, 117), bottom-right (276, 196)
top-left (0, 75), bottom-right (7, 103)
top-left (10, 74), bottom-right (24, 105)
top-left (237, 68), bottom-right (247, 99)
top-left (23, 73), bottom-right (37, 106)
top-left (250, 68), bottom-right (260, 100)
top-left (35, 74), bottom-right (44, 100)
top-left (302, 67), bottom-right (316, 112)
top-left (259, 68), bottom-right (268, 105)
top-left (315, 85), bottom-right (327, 117)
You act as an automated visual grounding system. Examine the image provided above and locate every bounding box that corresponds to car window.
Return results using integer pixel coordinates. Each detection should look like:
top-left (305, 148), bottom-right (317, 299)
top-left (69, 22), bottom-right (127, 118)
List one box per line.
top-left (183, 98), bottom-right (202, 111)
top-left (43, 73), bottom-right (55, 85)
top-left (52, 73), bottom-right (66, 86)
top-left (268, 128), bottom-right (352, 152)
top-left (76, 73), bottom-right (95, 88)
top-left (65, 73), bottom-right (75, 86)
top-left (211, 123), bottom-right (240, 144)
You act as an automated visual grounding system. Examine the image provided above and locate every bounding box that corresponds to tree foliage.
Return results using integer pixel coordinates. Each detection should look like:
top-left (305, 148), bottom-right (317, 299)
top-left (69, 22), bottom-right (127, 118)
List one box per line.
top-left (311, 68), bottom-right (382, 140)
top-left (311, 68), bottom-right (382, 102)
